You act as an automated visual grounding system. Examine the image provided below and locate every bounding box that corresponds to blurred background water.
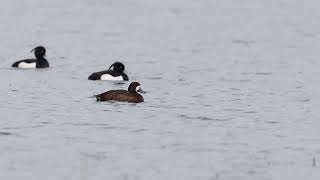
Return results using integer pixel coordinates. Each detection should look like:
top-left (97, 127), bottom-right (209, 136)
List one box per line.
top-left (0, 0), bottom-right (319, 179)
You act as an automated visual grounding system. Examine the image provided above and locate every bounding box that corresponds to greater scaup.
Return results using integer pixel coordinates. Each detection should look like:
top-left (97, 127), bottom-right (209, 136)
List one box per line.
top-left (12, 46), bottom-right (49, 69)
top-left (88, 62), bottom-right (129, 81)
top-left (94, 82), bottom-right (145, 103)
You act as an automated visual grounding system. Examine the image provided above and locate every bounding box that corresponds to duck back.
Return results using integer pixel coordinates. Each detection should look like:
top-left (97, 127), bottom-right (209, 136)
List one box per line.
top-left (12, 59), bottom-right (36, 68)
top-left (88, 70), bottom-right (128, 81)
top-left (12, 58), bottom-right (49, 68)
top-left (95, 90), bottom-right (144, 103)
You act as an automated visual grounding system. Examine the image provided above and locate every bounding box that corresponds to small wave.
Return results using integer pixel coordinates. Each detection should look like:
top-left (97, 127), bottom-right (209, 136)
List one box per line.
top-left (255, 72), bottom-right (273, 75)
top-left (179, 114), bottom-right (232, 121)
top-left (0, 132), bottom-right (12, 136)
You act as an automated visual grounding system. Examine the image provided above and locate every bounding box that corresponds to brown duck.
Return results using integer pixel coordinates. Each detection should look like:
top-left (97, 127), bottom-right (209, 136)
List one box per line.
top-left (94, 82), bottom-right (145, 103)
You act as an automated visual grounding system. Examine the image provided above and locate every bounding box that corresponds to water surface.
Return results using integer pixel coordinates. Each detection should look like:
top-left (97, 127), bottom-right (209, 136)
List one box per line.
top-left (0, 0), bottom-right (319, 179)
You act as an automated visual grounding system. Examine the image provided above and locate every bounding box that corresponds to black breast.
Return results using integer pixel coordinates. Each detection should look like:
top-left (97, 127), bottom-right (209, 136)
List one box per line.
top-left (36, 58), bottom-right (49, 68)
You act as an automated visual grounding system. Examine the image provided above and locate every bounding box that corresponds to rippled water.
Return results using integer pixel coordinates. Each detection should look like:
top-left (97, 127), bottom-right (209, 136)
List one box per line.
top-left (0, 0), bottom-right (319, 179)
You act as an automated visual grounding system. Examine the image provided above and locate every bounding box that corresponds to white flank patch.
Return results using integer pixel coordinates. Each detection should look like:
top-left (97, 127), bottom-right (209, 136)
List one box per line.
top-left (18, 62), bottom-right (36, 69)
top-left (100, 74), bottom-right (124, 81)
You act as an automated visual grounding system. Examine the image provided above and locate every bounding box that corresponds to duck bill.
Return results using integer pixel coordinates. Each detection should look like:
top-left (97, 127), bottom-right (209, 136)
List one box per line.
top-left (137, 88), bottom-right (146, 94)
top-left (30, 48), bottom-right (36, 53)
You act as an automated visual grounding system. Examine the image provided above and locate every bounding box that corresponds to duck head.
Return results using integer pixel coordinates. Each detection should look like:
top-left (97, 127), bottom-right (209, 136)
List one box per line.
top-left (128, 82), bottom-right (146, 94)
top-left (109, 62), bottom-right (125, 72)
top-left (31, 46), bottom-right (46, 59)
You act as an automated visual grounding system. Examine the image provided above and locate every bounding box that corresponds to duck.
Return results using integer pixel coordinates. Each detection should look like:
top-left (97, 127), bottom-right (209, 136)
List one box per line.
top-left (12, 46), bottom-right (49, 68)
top-left (94, 82), bottom-right (145, 103)
top-left (88, 62), bottom-right (129, 81)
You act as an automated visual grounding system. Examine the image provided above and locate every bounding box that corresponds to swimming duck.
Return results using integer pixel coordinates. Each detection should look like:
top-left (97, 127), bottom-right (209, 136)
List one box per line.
top-left (94, 82), bottom-right (145, 103)
top-left (88, 62), bottom-right (129, 81)
top-left (12, 46), bottom-right (49, 68)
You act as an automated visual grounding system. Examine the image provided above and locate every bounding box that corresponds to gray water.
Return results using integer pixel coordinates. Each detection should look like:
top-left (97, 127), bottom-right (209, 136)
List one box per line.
top-left (0, 0), bottom-right (319, 179)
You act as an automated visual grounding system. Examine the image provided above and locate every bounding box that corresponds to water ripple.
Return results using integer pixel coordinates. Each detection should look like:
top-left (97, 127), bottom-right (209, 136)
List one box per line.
top-left (179, 114), bottom-right (233, 121)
